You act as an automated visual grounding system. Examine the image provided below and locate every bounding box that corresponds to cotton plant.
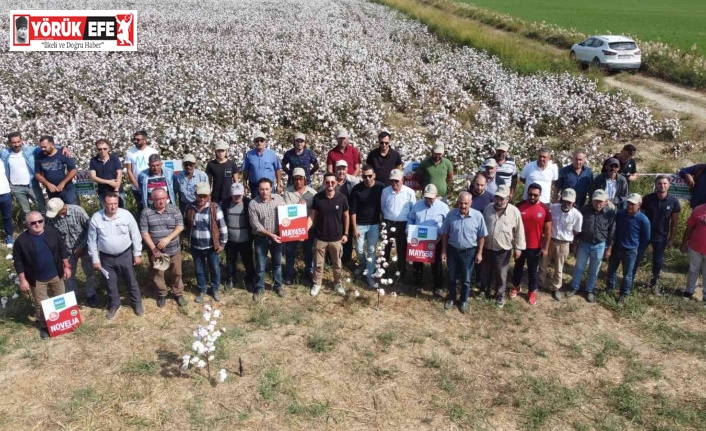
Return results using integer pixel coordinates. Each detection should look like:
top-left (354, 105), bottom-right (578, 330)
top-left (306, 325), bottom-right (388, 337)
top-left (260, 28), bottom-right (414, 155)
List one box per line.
top-left (181, 305), bottom-right (228, 384)
top-left (362, 222), bottom-right (402, 310)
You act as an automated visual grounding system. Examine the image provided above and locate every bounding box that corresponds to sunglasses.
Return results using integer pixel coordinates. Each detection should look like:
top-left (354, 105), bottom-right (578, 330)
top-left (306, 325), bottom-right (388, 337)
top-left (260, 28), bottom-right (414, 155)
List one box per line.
top-left (324, 181), bottom-right (336, 185)
top-left (362, 174), bottom-right (374, 179)
top-left (528, 193), bottom-right (540, 197)
top-left (29, 219), bottom-right (44, 226)
top-left (254, 139), bottom-right (265, 143)
top-left (379, 141), bottom-right (390, 145)
top-left (96, 147), bottom-right (109, 151)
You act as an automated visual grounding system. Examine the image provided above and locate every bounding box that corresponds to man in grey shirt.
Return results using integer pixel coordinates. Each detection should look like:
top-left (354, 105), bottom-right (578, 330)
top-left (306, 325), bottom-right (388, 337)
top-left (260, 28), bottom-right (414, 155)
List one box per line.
top-left (221, 183), bottom-right (255, 292)
top-left (87, 192), bottom-right (143, 319)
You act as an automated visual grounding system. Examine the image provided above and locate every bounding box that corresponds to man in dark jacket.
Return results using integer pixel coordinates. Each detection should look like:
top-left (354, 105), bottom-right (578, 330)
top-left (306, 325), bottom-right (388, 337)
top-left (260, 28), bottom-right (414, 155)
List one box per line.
top-left (14, 211), bottom-right (71, 339)
top-left (589, 158), bottom-right (629, 210)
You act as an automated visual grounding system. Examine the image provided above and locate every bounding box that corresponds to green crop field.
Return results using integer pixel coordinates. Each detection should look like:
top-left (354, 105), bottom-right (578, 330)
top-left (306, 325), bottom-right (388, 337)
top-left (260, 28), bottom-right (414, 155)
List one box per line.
top-left (456, 0), bottom-right (706, 52)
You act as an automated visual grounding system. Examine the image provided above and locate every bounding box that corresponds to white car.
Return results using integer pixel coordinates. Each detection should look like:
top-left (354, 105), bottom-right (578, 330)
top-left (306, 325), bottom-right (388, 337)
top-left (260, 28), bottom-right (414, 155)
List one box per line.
top-left (570, 35), bottom-right (641, 71)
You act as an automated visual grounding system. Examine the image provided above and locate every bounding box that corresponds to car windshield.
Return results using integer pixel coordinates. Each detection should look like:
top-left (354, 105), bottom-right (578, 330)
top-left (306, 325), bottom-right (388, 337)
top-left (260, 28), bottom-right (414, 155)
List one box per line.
top-left (609, 42), bottom-right (638, 50)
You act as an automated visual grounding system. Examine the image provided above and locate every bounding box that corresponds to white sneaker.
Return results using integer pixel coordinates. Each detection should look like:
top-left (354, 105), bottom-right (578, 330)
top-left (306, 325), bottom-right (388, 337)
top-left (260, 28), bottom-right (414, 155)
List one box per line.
top-left (310, 284), bottom-right (321, 296)
top-left (335, 283), bottom-right (346, 296)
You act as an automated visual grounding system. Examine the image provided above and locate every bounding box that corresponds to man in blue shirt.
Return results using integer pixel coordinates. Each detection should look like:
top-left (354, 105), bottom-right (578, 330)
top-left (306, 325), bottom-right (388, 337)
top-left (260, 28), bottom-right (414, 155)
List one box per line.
top-left (679, 163), bottom-right (706, 209)
top-left (554, 150), bottom-right (592, 208)
top-left (242, 131), bottom-right (283, 196)
top-left (137, 154), bottom-right (176, 210)
top-left (175, 154), bottom-right (208, 214)
top-left (35, 135), bottom-right (78, 205)
top-left (440, 191), bottom-right (488, 314)
top-left (282, 133), bottom-right (319, 186)
top-left (408, 184), bottom-right (449, 291)
top-left (605, 193), bottom-right (651, 305)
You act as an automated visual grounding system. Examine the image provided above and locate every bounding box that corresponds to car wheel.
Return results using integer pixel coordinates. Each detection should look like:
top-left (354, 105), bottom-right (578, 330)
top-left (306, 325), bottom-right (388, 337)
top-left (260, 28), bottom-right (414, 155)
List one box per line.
top-left (570, 51), bottom-right (586, 70)
top-left (590, 57), bottom-right (604, 71)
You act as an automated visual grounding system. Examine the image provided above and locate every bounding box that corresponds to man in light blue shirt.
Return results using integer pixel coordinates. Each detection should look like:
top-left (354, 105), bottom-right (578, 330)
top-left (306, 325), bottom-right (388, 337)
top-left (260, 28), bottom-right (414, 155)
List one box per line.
top-left (174, 153), bottom-right (208, 214)
top-left (408, 184), bottom-right (449, 290)
top-left (138, 154), bottom-right (176, 210)
top-left (381, 169), bottom-right (417, 281)
top-left (440, 191), bottom-right (488, 313)
top-left (242, 131), bottom-right (283, 196)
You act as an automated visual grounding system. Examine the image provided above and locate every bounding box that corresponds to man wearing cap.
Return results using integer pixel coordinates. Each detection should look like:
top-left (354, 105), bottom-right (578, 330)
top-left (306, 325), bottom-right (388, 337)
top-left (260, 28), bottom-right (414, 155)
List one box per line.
top-left (282, 133), bottom-right (319, 187)
top-left (678, 163), bottom-right (706, 209)
top-left (519, 148), bottom-right (558, 204)
top-left (409, 183), bottom-right (450, 291)
top-left (481, 142), bottom-right (518, 196)
top-left (636, 175), bottom-right (681, 295)
top-left (605, 193), bottom-right (650, 304)
top-left (14, 211), bottom-right (70, 339)
top-left (481, 185), bottom-right (526, 308)
top-left (350, 166), bottom-right (385, 288)
top-left (538, 189), bottom-right (583, 300)
top-left (140, 188), bottom-right (186, 307)
top-left (326, 128), bottom-right (361, 177)
top-left (248, 178), bottom-right (286, 301)
top-left (568, 189), bottom-right (616, 303)
top-left (35, 135), bottom-right (79, 205)
top-left (221, 183), bottom-right (255, 292)
top-left (14, 16), bottom-right (28, 44)
top-left (206, 141), bottom-right (239, 204)
top-left (365, 131), bottom-right (403, 186)
top-left (89, 138), bottom-right (125, 208)
top-left (510, 183), bottom-right (552, 305)
top-left (381, 169), bottom-right (417, 281)
top-left (137, 153), bottom-right (176, 210)
top-left (589, 158), bottom-right (629, 209)
top-left (175, 153), bottom-right (208, 214)
top-left (242, 132), bottom-right (283, 196)
top-left (45, 197), bottom-right (97, 306)
top-left (187, 182), bottom-right (228, 303)
top-left (554, 150), bottom-right (592, 208)
top-left (612, 144), bottom-right (638, 183)
top-left (415, 144), bottom-right (454, 199)
top-left (440, 192), bottom-right (487, 313)
top-left (282, 168), bottom-right (318, 285)
top-left (87, 192), bottom-right (143, 319)
top-left (482, 158), bottom-right (506, 196)
top-left (308, 172), bottom-right (350, 297)
top-left (125, 130), bottom-right (158, 214)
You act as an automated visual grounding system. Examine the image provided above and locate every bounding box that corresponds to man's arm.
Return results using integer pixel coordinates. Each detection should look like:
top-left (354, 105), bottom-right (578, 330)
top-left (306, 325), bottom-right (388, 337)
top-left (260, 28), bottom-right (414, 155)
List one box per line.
top-left (310, 155), bottom-right (320, 177)
top-left (440, 233), bottom-right (448, 263)
top-left (681, 225), bottom-right (694, 253)
top-left (307, 209), bottom-right (317, 231)
top-left (475, 236), bottom-right (485, 264)
top-left (125, 163), bottom-right (139, 189)
top-left (342, 210), bottom-right (350, 244)
top-left (57, 168), bottom-right (77, 192)
top-left (541, 221), bottom-right (551, 256)
top-left (275, 169), bottom-right (282, 192)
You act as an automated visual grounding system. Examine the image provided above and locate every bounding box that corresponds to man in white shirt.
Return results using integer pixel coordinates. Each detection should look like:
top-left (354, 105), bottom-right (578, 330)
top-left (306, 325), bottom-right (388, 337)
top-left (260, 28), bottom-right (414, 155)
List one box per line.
top-left (519, 148), bottom-right (558, 203)
top-left (538, 189), bottom-right (583, 300)
top-left (124, 130), bottom-right (158, 214)
top-left (381, 169), bottom-right (417, 280)
top-left (87, 192), bottom-right (143, 319)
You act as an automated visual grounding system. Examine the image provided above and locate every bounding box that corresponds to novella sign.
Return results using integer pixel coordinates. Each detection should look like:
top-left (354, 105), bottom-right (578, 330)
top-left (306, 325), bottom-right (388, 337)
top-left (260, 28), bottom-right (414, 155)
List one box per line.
top-left (41, 291), bottom-right (83, 337)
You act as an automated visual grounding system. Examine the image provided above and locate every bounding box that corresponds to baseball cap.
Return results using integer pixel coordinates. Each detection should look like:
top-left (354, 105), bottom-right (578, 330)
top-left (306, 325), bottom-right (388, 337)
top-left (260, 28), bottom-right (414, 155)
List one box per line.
top-left (45, 198), bottom-right (65, 218)
top-left (423, 184), bottom-right (438, 198)
top-left (495, 185), bottom-right (511, 199)
top-left (432, 144), bottom-right (444, 154)
top-left (496, 142), bottom-right (510, 152)
top-left (196, 182), bottom-right (211, 195)
top-left (561, 188), bottom-right (576, 203)
top-left (390, 169), bottom-right (403, 181)
top-left (592, 189), bottom-right (608, 202)
top-left (484, 158), bottom-right (498, 168)
top-left (231, 183), bottom-right (244, 196)
top-left (605, 157), bottom-right (620, 167)
top-left (336, 128), bottom-right (349, 139)
top-left (627, 193), bottom-right (642, 204)
top-left (215, 141), bottom-right (228, 151)
top-left (294, 132), bottom-right (306, 141)
top-left (183, 154), bottom-right (196, 164)
top-left (335, 160), bottom-right (348, 168)
top-left (253, 131), bottom-right (267, 141)
top-left (292, 167), bottom-right (306, 177)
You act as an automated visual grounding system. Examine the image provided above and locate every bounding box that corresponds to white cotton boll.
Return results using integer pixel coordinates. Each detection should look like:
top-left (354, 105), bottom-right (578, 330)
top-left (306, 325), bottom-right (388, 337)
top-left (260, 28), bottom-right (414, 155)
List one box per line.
top-left (197, 360), bottom-right (206, 369)
top-left (395, 271), bottom-right (401, 276)
top-left (345, 278), bottom-right (351, 283)
top-left (203, 312), bottom-right (211, 322)
top-left (353, 290), bottom-right (360, 298)
top-left (391, 292), bottom-right (397, 297)
top-left (208, 355), bottom-right (215, 362)
top-left (1, 297), bottom-right (7, 308)
top-left (383, 262), bottom-right (389, 268)
top-left (221, 327), bottom-right (227, 332)
top-left (387, 279), bottom-right (394, 284)
top-left (390, 227), bottom-right (396, 232)
top-left (190, 356), bottom-right (199, 364)
top-left (362, 270), bottom-right (368, 276)
top-left (392, 256), bottom-right (398, 262)
top-left (192, 341), bottom-right (203, 352)
top-left (8, 273), bottom-right (16, 279)
top-left (204, 304), bottom-right (212, 312)
top-left (378, 289), bottom-right (386, 296)
top-left (5, 254), bottom-right (11, 260)
top-left (367, 258), bottom-right (373, 263)
top-left (213, 310), bottom-right (221, 318)
top-left (218, 369), bottom-right (227, 382)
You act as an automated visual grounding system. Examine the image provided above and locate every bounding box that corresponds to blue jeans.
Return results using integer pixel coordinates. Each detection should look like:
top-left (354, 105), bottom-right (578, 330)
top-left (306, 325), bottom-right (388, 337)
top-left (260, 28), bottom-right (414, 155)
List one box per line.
top-left (47, 186), bottom-right (78, 205)
top-left (254, 235), bottom-right (283, 293)
top-left (632, 236), bottom-right (667, 284)
top-left (512, 248), bottom-right (541, 292)
top-left (606, 246), bottom-right (638, 296)
top-left (285, 232), bottom-right (313, 281)
top-left (355, 224), bottom-right (379, 277)
top-left (191, 247), bottom-right (221, 293)
top-left (448, 246), bottom-right (476, 303)
top-left (0, 193), bottom-right (13, 239)
top-left (570, 240), bottom-right (606, 293)
top-left (132, 189), bottom-right (144, 214)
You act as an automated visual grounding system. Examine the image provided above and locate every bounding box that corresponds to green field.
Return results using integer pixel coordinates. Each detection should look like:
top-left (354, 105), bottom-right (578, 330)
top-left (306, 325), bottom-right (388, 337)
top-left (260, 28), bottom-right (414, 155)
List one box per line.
top-left (457, 0), bottom-right (706, 52)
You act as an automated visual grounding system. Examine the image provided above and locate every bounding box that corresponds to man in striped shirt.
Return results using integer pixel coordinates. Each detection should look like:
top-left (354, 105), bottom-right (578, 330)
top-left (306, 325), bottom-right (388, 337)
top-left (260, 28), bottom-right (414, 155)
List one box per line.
top-left (187, 183), bottom-right (227, 303)
top-left (140, 188), bottom-right (186, 308)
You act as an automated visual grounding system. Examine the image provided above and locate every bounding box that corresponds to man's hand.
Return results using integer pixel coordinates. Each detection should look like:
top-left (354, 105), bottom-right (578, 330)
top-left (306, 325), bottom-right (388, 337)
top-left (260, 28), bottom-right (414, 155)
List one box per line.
top-left (151, 248), bottom-right (163, 258)
top-left (19, 279), bottom-right (30, 292)
top-left (46, 183), bottom-right (59, 193)
top-left (604, 248), bottom-right (612, 260)
top-left (341, 234), bottom-right (348, 245)
top-left (56, 182), bottom-right (65, 192)
top-left (271, 235), bottom-right (282, 244)
top-left (156, 238), bottom-right (170, 249)
top-left (441, 251), bottom-right (447, 263)
top-left (353, 228), bottom-right (360, 240)
top-left (474, 253), bottom-right (482, 265)
top-left (215, 245), bottom-right (223, 253)
top-left (93, 262), bottom-right (102, 271)
top-left (541, 247), bottom-right (549, 257)
top-left (514, 249), bottom-right (521, 260)
top-left (63, 266), bottom-right (72, 279)
top-left (571, 242), bottom-right (578, 255)
top-left (133, 256), bottom-right (142, 266)
top-left (684, 173), bottom-right (695, 188)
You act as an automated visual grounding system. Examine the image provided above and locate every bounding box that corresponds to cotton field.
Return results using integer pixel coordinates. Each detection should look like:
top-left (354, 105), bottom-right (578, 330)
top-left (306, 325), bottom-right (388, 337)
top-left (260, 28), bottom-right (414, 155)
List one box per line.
top-left (0, 0), bottom-right (680, 175)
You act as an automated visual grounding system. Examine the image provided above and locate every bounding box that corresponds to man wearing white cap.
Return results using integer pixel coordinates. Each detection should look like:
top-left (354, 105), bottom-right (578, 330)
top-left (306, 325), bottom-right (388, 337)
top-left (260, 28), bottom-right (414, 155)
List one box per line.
top-left (415, 143), bottom-right (454, 199)
top-left (482, 158), bottom-right (505, 196)
top-left (481, 142), bottom-right (518, 197)
top-left (519, 148), bottom-right (558, 204)
top-left (282, 132), bottom-right (319, 187)
top-left (175, 153), bottom-right (208, 214)
top-left (125, 130), bottom-right (158, 214)
top-left (221, 183), bottom-right (255, 292)
top-left (350, 165), bottom-right (385, 288)
top-left (538, 188), bottom-right (583, 300)
top-left (605, 193), bottom-right (650, 305)
top-left (381, 169), bottom-right (417, 281)
top-left (45, 197), bottom-right (97, 307)
top-left (326, 128), bottom-right (360, 176)
top-left (89, 138), bottom-right (125, 208)
top-left (206, 141), bottom-right (238, 204)
top-left (408, 183), bottom-right (449, 291)
top-left (242, 131), bottom-right (283, 196)
top-left (481, 185), bottom-right (526, 308)
top-left (283, 168), bottom-right (318, 285)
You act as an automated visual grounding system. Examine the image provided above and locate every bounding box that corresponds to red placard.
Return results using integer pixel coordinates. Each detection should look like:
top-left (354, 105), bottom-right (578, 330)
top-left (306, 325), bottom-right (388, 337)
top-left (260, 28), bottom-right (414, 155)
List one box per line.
top-left (406, 225), bottom-right (437, 263)
top-left (278, 204), bottom-right (309, 242)
top-left (41, 291), bottom-right (82, 337)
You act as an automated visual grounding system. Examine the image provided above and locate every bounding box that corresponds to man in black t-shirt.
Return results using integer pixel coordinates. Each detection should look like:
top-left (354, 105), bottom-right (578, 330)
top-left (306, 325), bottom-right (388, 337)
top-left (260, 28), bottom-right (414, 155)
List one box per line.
top-left (206, 142), bottom-right (238, 203)
top-left (89, 139), bottom-right (124, 208)
top-left (365, 131), bottom-right (403, 186)
top-left (612, 144), bottom-right (637, 183)
top-left (308, 172), bottom-right (350, 297)
top-left (350, 165), bottom-right (385, 288)
top-left (633, 175), bottom-right (681, 294)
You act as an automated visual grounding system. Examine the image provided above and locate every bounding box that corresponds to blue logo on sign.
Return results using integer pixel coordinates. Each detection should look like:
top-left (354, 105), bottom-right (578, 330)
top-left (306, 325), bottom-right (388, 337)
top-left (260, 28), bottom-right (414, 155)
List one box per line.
top-left (418, 227), bottom-right (428, 239)
top-left (53, 297), bottom-right (66, 310)
top-left (288, 206), bottom-right (298, 217)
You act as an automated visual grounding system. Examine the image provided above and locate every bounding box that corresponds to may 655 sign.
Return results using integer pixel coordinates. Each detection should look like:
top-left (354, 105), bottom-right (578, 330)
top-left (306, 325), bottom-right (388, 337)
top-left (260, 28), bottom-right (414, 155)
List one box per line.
top-left (10, 10), bottom-right (137, 51)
